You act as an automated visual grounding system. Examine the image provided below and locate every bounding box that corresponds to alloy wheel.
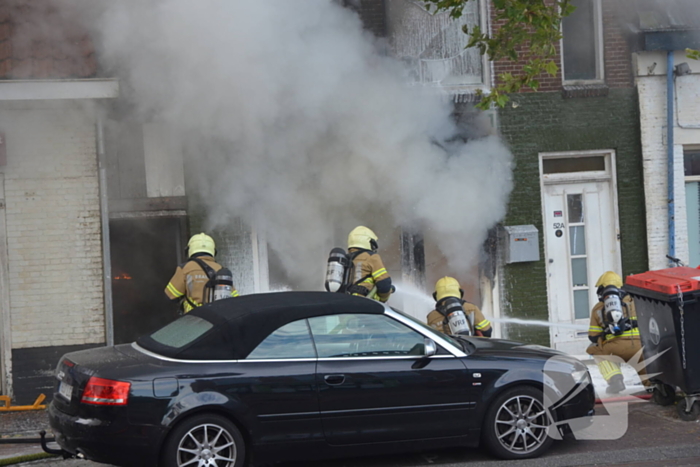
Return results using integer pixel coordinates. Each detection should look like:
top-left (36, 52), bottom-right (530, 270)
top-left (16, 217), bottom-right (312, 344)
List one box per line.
top-left (176, 423), bottom-right (237, 467)
top-left (493, 394), bottom-right (551, 455)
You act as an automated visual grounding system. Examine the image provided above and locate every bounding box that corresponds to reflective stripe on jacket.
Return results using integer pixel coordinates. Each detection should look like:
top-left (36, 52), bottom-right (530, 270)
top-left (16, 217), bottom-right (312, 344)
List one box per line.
top-left (164, 256), bottom-right (239, 313)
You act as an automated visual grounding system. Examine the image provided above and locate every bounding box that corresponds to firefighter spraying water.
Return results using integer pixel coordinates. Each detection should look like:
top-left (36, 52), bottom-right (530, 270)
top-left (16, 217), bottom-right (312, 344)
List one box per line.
top-left (324, 226), bottom-right (394, 303)
top-left (601, 285), bottom-right (633, 337)
top-left (165, 233), bottom-right (240, 314)
top-left (587, 271), bottom-right (646, 394)
top-left (427, 277), bottom-right (492, 337)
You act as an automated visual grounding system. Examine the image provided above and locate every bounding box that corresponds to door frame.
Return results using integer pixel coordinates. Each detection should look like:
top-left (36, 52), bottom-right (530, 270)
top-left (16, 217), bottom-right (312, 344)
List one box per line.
top-left (539, 149), bottom-right (622, 348)
top-left (0, 174), bottom-right (11, 396)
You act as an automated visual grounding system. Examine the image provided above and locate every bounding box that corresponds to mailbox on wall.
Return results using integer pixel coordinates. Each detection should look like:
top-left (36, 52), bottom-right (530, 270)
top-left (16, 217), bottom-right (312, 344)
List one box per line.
top-left (503, 225), bottom-right (540, 264)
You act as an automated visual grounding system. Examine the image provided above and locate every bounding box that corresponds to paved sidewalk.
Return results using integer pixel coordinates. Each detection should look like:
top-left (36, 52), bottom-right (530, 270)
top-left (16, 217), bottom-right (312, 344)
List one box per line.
top-left (0, 410), bottom-right (52, 461)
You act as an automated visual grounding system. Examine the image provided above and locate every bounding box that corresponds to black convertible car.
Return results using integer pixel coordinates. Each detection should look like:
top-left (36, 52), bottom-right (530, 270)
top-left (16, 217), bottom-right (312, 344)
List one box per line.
top-left (48, 292), bottom-right (594, 467)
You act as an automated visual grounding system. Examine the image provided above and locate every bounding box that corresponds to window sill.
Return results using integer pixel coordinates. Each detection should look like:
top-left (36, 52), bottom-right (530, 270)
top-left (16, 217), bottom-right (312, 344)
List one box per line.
top-left (562, 84), bottom-right (609, 99)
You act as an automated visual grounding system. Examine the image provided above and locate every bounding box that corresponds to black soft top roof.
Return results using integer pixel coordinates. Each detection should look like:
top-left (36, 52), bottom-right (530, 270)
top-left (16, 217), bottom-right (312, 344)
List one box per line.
top-left (138, 291), bottom-right (385, 360)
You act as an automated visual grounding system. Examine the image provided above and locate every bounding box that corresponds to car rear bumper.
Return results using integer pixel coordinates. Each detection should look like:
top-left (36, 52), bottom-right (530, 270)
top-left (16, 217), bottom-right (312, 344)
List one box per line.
top-left (556, 381), bottom-right (596, 418)
top-left (49, 402), bottom-right (165, 467)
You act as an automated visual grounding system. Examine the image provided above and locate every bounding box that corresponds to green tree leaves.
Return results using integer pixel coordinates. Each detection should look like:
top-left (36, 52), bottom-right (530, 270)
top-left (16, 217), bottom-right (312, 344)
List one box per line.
top-left (424, 0), bottom-right (574, 109)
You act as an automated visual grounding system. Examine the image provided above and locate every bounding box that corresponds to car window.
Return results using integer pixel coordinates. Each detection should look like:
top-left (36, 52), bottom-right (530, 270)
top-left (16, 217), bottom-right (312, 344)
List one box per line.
top-left (149, 314), bottom-right (214, 348)
top-left (246, 319), bottom-right (316, 359)
top-left (308, 314), bottom-right (426, 358)
top-left (390, 307), bottom-right (464, 352)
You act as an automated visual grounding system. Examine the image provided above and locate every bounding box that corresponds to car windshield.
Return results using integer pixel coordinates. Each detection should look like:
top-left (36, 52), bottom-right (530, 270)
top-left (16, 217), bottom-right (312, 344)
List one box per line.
top-left (389, 307), bottom-right (465, 352)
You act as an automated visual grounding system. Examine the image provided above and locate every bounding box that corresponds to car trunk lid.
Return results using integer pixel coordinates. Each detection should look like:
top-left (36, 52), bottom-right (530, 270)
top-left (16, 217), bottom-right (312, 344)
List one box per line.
top-left (52, 345), bottom-right (139, 416)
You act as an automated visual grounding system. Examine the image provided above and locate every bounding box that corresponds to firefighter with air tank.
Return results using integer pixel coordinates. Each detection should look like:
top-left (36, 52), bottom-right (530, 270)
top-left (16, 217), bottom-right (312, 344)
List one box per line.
top-left (324, 226), bottom-right (394, 303)
top-left (587, 271), bottom-right (646, 394)
top-left (427, 276), bottom-right (492, 337)
top-left (165, 233), bottom-right (239, 314)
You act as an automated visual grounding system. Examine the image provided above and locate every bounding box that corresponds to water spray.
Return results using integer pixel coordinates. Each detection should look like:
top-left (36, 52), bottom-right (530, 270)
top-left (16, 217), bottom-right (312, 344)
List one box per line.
top-left (490, 317), bottom-right (588, 331)
top-left (390, 283), bottom-right (588, 331)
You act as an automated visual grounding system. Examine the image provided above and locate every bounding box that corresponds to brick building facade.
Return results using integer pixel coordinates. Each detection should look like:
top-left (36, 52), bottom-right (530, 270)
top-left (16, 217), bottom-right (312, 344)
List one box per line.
top-left (491, 0), bottom-right (649, 350)
top-left (346, 0), bottom-right (650, 350)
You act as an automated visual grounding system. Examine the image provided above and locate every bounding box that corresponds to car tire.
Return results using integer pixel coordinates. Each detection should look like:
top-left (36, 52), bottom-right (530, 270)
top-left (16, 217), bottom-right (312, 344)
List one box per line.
top-left (481, 385), bottom-right (555, 460)
top-left (162, 413), bottom-right (245, 467)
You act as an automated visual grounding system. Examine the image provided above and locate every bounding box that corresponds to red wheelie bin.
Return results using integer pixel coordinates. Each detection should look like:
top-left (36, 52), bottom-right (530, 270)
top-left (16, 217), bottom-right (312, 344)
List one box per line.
top-left (624, 267), bottom-right (700, 421)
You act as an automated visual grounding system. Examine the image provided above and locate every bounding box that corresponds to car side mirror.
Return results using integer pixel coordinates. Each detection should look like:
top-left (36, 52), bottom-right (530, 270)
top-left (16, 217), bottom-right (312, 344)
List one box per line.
top-left (424, 338), bottom-right (437, 357)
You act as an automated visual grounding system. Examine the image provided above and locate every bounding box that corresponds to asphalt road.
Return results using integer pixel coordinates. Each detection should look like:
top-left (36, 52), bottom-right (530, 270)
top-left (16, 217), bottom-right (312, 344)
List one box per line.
top-left (13, 401), bottom-right (700, 467)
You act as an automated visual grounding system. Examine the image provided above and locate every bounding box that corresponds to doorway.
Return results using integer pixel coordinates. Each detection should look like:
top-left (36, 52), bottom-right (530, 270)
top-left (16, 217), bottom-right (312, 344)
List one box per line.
top-left (109, 216), bottom-right (186, 344)
top-left (540, 151), bottom-right (621, 354)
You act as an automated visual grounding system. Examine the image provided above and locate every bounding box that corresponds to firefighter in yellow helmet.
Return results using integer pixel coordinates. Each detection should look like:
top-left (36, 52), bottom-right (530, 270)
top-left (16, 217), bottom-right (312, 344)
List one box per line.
top-left (345, 226), bottom-right (394, 303)
top-left (586, 271), bottom-right (645, 394)
top-left (164, 233), bottom-right (239, 314)
top-left (427, 277), bottom-right (492, 337)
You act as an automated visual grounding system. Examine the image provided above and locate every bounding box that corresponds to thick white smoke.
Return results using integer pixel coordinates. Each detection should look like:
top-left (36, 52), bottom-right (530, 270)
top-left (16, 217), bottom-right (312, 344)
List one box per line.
top-left (80, 0), bottom-right (513, 287)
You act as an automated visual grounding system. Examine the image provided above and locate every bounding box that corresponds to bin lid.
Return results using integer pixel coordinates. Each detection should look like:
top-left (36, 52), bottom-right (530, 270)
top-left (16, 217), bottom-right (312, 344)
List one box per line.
top-left (625, 267), bottom-right (700, 295)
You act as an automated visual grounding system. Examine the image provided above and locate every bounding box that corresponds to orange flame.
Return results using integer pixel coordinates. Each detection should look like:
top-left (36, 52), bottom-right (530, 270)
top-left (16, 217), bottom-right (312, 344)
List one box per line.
top-left (113, 273), bottom-right (133, 280)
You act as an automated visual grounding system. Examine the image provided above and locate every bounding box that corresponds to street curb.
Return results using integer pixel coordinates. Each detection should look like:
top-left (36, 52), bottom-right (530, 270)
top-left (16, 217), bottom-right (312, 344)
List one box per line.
top-left (0, 453), bottom-right (56, 466)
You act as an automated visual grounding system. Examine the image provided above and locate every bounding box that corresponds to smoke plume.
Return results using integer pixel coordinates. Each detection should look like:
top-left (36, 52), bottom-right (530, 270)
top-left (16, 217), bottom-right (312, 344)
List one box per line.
top-left (77, 0), bottom-right (513, 288)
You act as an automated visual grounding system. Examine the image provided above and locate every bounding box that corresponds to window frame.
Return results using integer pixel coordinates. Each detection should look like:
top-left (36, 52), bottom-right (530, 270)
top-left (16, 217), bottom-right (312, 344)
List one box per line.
top-left (683, 145), bottom-right (700, 268)
top-left (385, 0), bottom-right (491, 93)
top-left (683, 146), bottom-right (700, 181)
top-left (540, 150), bottom-right (615, 185)
top-left (560, 0), bottom-right (605, 85)
top-left (132, 310), bottom-right (467, 363)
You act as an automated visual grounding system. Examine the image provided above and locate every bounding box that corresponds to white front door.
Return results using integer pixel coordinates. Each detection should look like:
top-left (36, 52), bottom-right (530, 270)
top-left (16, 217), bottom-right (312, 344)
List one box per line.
top-left (541, 154), bottom-right (621, 354)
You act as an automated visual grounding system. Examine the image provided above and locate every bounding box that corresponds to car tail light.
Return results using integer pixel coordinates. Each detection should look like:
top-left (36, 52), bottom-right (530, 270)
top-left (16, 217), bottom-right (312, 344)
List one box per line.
top-left (81, 377), bottom-right (131, 406)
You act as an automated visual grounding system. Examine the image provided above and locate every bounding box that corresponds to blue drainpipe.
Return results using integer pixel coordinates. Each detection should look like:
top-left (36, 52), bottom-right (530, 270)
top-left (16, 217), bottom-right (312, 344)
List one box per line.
top-left (667, 50), bottom-right (676, 265)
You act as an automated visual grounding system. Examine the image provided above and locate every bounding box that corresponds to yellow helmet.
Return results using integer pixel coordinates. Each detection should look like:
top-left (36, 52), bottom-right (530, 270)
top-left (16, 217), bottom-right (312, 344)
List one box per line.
top-left (595, 271), bottom-right (623, 288)
top-left (434, 276), bottom-right (464, 302)
top-left (187, 233), bottom-right (216, 257)
top-left (348, 226), bottom-right (379, 251)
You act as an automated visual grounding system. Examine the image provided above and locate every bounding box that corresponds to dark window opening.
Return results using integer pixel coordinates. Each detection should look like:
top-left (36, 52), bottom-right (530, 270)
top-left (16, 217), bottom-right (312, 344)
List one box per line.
top-left (110, 216), bottom-right (186, 344)
top-left (562, 0), bottom-right (599, 81)
top-left (543, 156), bottom-right (605, 174)
top-left (684, 149), bottom-right (700, 176)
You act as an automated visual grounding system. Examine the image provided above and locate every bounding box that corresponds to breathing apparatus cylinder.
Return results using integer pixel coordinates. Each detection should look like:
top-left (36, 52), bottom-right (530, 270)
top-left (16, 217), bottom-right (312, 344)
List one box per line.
top-left (601, 285), bottom-right (625, 336)
top-left (212, 268), bottom-right (234, 302)
top-left (437, 297), bottom-right (473, 336)
top-left (325, 248), bottom-right (350, 293)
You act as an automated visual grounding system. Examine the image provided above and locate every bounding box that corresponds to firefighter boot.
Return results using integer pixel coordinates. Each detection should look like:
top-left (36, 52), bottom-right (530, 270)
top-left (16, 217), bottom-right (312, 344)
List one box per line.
top-left (606, 374), bottom-right (626, 394)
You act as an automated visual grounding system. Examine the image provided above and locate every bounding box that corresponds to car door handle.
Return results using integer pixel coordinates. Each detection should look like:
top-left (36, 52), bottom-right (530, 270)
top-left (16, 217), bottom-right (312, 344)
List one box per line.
top-left (324, 374), bottom-right (345, 386)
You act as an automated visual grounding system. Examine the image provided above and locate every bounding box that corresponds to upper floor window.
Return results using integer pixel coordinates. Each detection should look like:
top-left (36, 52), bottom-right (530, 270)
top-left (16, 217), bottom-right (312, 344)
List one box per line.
top-left (562, 0), bottom-right (603, 82)
top-left (386, 0), bottom-right (485, 87)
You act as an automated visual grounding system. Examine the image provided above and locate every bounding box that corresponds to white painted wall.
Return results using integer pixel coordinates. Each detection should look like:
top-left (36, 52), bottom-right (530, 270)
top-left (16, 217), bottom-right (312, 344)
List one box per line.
top-left (636, 51), bottom-right (700, 270)
top-left (143, 123), bottom-right (186, 198)
top-left (0, 103), bottom-right (104, 349)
